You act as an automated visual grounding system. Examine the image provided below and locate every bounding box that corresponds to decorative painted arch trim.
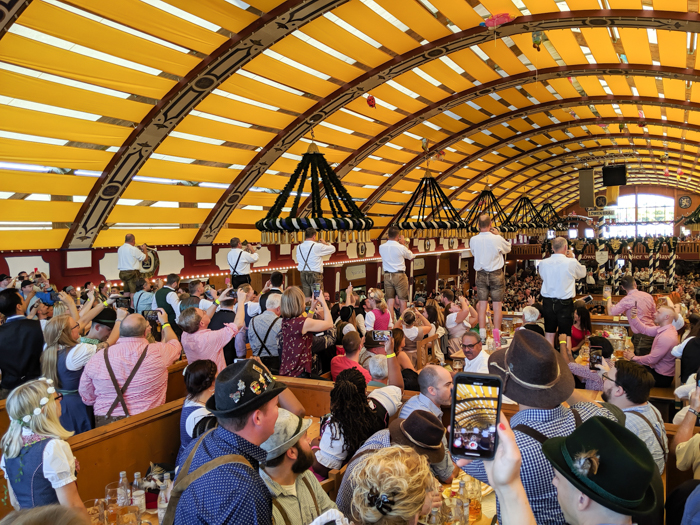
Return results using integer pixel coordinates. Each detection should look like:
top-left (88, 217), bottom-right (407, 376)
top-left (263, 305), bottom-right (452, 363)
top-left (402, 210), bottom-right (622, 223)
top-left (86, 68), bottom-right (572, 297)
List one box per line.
top-left (357, 88), bottom-right (700, 214)
top-left (376, 118), bottom-right (699, 237)
top-left (194, 9), bottom-right (700, 245)
top-left (0, 0), bottom-right (32, 38)
top-left (62, 0), bottom-right (350, 249)
top-left (457, 150), bottom-right (699, 215)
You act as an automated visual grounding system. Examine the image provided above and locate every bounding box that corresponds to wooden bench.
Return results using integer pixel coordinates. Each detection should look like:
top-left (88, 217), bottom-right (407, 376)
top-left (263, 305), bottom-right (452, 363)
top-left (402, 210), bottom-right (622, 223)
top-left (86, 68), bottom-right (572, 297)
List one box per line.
top-left (648, 360), bottom-right (683, 422)
top-left (416, 333), bottom-right (440, 370)
top-left (0, 397), bottom-right (184, 519)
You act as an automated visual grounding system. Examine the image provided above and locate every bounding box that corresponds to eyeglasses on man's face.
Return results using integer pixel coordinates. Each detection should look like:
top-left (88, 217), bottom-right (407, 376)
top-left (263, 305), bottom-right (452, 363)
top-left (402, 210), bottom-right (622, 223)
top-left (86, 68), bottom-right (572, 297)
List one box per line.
top-left (460, 342), bottom-right (481, 350)
top-left (601, 373), bottom-right (620, 387)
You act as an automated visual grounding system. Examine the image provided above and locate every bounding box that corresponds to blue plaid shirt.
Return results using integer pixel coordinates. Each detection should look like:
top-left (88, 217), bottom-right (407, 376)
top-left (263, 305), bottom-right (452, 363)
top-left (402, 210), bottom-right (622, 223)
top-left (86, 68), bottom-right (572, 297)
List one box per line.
top-left (174, 426), bottom-right (271, 525)
top-left (461, 403), bottom-right (615, 525)
top-left (336, 429), bottom-right (391, 517)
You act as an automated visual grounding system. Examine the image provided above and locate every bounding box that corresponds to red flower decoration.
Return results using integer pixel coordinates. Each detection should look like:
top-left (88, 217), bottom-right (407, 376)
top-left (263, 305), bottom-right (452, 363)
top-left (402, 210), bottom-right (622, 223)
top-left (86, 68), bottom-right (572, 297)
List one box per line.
top-left (366, 95), bottom-right (376, 109)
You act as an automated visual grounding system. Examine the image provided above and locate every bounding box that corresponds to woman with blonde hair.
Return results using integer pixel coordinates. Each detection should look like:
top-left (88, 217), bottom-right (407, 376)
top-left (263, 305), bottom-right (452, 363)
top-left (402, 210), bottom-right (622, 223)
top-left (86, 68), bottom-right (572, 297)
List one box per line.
top-left (278, 286), bottom-right (333, 377)
top-left (365, 289), bottom-right (393, 332)
top-left (349, 445), bottom-right (436, 525)
top-left (41, 312), bottom-right (123, 433)
top-left (0, 379), bottom-right (85, 514)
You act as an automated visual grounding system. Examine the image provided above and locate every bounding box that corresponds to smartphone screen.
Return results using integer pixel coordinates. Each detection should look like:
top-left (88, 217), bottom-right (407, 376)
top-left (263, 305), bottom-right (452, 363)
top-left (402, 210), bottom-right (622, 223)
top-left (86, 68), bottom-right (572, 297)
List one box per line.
top-left (583, 295), bottom-right (594, 304)
top-left (603, 285), bottom-right (611, 295)
top-left (450, 373), bottom-right (502, 460)
top-left (312, 282), bottom-right (321, 298)
top-left (142, 310), bottom-right (159, 322)
top-left (589, 350), bottom-right (603, 370)
top-left (373, 330), bottom-right (391, 342)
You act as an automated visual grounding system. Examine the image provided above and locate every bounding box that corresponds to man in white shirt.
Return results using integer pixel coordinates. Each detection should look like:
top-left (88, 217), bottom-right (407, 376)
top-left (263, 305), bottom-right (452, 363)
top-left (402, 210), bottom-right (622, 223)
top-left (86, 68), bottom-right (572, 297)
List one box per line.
top-left (468, 214), bottom-right (511, 345)
top-left (459, 331), bottom-right (489, 374)
top-left (295, 227), bottom-right (336, 300)
top-left (188, 279), bottom-right (218, 311)
top-left (379, 226), bottom-right (415, 315)
top-left (227, 237), bottom-right (259, 290)
top-left (538, 237), bottom-right (587, 345)
top-left (117, 234), bottom-right (147, 301)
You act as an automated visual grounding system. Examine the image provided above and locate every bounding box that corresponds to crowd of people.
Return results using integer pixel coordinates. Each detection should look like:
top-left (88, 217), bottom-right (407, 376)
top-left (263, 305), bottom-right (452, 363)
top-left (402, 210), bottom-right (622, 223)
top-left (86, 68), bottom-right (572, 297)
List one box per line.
top-left (0, 221), bottom-right (700, 524)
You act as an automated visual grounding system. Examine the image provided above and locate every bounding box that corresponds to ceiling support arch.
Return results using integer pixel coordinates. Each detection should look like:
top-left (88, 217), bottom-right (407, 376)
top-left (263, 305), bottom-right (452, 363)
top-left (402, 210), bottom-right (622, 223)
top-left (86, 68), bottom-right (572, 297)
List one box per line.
top-left (358, 94), bottom-right (700, 214)
top-left (194, 9), bottom-right (700, 245)
top-left (0, 0), bottom-right (32, 38)
top-left (456, 153), bottom-right (698, 215)
top-left (63, 0), bottom-right (350, 249)
top-left (446, 117), bottom-right (698, 206)
top-left (377, 121), bottom-right (700, 237)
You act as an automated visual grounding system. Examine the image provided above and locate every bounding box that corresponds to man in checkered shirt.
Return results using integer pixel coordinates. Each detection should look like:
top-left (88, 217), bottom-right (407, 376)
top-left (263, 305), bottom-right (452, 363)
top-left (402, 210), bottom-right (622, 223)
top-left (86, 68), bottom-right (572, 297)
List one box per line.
top-left (459, 330), bottom-right (618, 525)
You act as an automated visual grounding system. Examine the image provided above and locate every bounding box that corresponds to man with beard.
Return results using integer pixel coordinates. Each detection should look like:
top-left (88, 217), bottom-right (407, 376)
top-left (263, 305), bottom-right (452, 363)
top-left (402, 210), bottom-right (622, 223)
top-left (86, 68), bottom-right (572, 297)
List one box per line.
top-left (260, 408), bottom-right (336, 524)
top-left (596, 359), bottom-right (668, 474)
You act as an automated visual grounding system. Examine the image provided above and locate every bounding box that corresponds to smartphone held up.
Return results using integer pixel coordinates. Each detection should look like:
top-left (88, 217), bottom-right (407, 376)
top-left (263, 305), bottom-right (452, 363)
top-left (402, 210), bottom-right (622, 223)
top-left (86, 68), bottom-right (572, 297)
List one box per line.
top-left (312, 282), bottom-right (321, 299)
top-left (449, 373), bottom-right (503, 460)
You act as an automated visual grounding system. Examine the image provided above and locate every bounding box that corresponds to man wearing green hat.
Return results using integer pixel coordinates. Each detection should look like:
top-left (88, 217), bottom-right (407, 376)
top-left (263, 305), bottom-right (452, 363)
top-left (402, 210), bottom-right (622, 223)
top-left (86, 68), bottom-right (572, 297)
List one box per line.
top-left (542, 416), bottom-right (657, 525)
top-left (259, 408), bottom-right (337, 524)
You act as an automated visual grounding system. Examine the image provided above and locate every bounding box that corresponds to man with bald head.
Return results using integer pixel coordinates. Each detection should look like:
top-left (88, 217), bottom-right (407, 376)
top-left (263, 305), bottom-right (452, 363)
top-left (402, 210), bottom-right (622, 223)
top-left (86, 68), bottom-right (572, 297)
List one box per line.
top-left (117, 233), bottom-right (148, 302)
top-left (624, 303), bottom-right (679, 387)
top-left (537, 236), bottom-right (587, 346)
top-left (79, 308), bottom-right (182, 427)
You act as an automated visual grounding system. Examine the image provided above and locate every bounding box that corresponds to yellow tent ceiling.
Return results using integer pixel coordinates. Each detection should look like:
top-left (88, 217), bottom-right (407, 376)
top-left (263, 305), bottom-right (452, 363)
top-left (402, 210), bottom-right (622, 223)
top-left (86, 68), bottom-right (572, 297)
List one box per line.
top-left (2, 0), bottom-right (700, 249)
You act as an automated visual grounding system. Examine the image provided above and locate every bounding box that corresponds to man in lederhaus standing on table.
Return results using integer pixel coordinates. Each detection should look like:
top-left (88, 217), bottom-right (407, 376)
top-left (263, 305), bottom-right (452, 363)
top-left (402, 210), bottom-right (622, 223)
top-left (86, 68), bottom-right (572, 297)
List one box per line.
top-left (468, 213), bottom-right (511, 347)
top-left (379, 226), bottom-right (415, 317)
top-left (117, 233), bottom-right (147, 305)
top-left (538, 236), bottom-right (587, 347)
top-left (295, 227), bottom-right (336, 301)
top-left (228, 237), bottom-right (259, 290)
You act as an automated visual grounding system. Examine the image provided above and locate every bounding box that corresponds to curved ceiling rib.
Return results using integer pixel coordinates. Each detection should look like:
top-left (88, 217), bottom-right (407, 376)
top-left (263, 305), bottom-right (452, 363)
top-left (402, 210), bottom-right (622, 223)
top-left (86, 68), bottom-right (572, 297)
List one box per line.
top-left (303, 65), bottom-right (700, 217)
top-left (359, 93), bottom-right (700, 214)
top-left (442, 117), bottom-right (696, 206)
top-left (62, 0), bottom-right (350, 249)
top-left (193, 9), bottom-right (700, 245)
top-left (455, 148), bottom-right (698, 215)
top-left (0, 0), bottom-right (31, 38)
top-left (376, 118), bottom-right (698, 236)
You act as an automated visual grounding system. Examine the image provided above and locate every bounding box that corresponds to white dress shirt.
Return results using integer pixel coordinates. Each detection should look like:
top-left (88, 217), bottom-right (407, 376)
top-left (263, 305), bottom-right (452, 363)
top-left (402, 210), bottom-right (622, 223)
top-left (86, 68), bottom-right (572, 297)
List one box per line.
top-left (227, 248), bottom-right (259, 275)
top-left (296, 240), bottom-right (336, 273)
top-left (379, 240), bottom-right (414, 273)
top-left (117, 243), bottom-right (146, 271)
top-left (462, 348), bottom-right (489, 374)
top-left (538, 253), bottom-right (587, 299)
top-left (468, 232), bottom-right (511, 272)
top-left (151, 287), bottom-right (181, 321)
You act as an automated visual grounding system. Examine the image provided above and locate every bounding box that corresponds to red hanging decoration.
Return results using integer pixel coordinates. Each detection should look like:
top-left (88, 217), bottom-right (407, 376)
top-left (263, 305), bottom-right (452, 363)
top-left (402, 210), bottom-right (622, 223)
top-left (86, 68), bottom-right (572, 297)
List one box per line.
top-left (366, 95), bottom-right (376, 109)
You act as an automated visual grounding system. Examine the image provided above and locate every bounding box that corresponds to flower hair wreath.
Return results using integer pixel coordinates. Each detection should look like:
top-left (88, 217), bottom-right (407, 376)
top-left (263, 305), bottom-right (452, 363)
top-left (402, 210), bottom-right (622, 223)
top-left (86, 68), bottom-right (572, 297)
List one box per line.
top-left (10, 378), bottom-right (56, 426)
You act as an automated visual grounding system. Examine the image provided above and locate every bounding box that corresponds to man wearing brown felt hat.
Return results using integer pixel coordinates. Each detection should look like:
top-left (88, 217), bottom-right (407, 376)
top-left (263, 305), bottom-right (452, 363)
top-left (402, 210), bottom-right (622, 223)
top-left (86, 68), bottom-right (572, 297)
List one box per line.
top-left (459, 329), bottom-right (619, 525)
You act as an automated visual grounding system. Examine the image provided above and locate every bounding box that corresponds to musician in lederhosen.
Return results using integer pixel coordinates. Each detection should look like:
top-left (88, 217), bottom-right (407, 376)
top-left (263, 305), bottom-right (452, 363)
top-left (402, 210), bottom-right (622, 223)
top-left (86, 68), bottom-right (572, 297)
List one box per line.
top-left (228, 238), bottom-right (259, 290)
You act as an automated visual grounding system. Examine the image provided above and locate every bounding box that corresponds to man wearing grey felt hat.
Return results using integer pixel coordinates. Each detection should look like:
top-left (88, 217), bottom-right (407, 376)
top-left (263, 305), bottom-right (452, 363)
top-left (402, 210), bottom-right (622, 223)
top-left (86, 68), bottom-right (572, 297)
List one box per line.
top-left (260, 409), bottom-right (337, 524)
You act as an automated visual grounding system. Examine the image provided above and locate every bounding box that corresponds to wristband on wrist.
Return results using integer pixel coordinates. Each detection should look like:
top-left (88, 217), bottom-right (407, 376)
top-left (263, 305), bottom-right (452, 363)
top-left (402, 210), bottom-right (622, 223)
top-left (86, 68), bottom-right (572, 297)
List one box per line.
top-left (690, 407), bottom-right (700, 418)
top-left (162, 323), bottom-right (171, 329)
top-left (215, 299), bottom-right (220, 305)
top-left (386, 353), bottom-right (396, 359)
top-left (103, 300), bottom-right (109, 307)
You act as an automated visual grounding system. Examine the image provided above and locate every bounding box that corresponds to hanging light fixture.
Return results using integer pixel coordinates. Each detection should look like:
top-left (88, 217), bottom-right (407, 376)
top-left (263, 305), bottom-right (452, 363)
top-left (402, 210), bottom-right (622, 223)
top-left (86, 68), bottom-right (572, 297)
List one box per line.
top-left (392, 169), bottom-right (466, 239)
top-left (256, 142), bottom-right (373, 244)
top-left (463, 189), bottom-right (516, 239)
top-left (506, 196), bottom-right (549, 235)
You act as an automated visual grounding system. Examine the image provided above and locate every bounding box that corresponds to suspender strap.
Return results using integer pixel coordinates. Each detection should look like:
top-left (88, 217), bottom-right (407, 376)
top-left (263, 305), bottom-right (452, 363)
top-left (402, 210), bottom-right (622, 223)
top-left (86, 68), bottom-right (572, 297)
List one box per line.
top-left (251, 316), bottom-right (281, 357)
top-left (626, 411), bottom-right (668, 463)
top-left (272, 500), bottom-right (292, 525)
top-left (299, 243), bottom-right (314, 272)
top-left (513, 408), bottom-right (583, 444)
top-left (301, 476), bottom-right (320, 516)
top-left (162, 428), bottom-right (252, 525)
top-left (231, 251), bottom-right (244, 276)
top-left (104, 345), bottom-right (149, 418)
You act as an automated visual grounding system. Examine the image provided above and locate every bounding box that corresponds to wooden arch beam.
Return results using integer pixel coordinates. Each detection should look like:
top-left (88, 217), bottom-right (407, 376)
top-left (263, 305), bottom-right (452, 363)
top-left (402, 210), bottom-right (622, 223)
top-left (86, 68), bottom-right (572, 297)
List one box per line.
top-left (193, 9), bottom-right (700, 245)
top-left (0, 0), bottom-right (32, 38)
top-left (358, 91), bottom-right (700, 214)
top-left (456, 152), bottom-right (697, 215)
top-left (62, 0), bottom-right (350, 249)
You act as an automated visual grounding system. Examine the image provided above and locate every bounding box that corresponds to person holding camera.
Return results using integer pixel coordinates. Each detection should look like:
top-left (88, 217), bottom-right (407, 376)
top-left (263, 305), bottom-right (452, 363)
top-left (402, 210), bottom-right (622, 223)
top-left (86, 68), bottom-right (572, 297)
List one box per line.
top-left (227, 237), bottom-right (259, 290)
top-left (295, 228), bottom-right (336, 301)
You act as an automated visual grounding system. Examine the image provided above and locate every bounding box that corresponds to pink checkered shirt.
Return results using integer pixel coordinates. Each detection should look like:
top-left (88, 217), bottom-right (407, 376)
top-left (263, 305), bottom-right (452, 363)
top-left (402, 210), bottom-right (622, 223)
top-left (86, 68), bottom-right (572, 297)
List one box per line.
top-left (79, 337), bottom-right (182, 417)
top-left (181, 324), bottom-right (238, 374)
